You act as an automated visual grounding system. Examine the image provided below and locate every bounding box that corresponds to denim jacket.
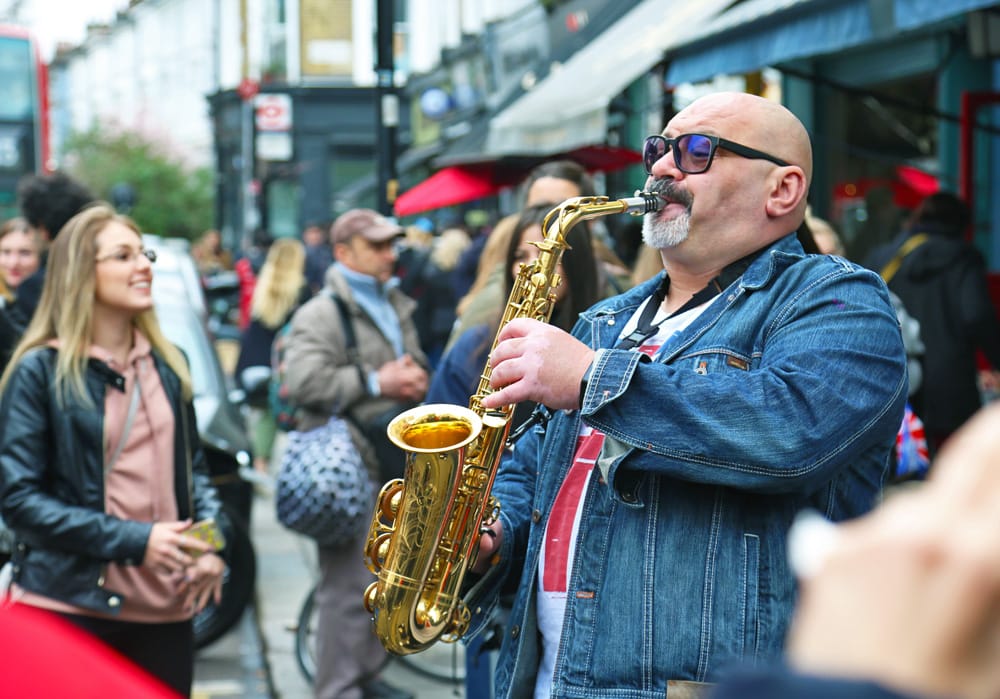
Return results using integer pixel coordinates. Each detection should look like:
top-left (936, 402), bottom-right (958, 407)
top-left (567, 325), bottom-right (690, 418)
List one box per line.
top-left (469, 234), bottom-right (908, 699)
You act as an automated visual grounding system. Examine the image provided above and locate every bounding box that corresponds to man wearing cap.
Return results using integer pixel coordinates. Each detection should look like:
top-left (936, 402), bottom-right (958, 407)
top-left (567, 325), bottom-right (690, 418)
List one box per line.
top-left (283, 208), bottom-right (429, 699)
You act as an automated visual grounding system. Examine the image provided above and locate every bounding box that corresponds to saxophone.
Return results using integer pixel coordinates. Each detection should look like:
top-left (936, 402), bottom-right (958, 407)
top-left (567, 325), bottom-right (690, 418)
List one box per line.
top-left (362, 192), bottom-right (662, 655)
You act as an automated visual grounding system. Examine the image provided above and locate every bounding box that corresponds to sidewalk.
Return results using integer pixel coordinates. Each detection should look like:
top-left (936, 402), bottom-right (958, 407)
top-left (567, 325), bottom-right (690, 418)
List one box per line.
top-left (250, 482), bottom-right (467, 699)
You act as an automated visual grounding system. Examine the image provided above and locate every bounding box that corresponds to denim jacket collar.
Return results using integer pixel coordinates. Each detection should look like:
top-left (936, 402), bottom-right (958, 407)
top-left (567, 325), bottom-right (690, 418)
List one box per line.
top-left (585, 232), bottom-right (805, 323)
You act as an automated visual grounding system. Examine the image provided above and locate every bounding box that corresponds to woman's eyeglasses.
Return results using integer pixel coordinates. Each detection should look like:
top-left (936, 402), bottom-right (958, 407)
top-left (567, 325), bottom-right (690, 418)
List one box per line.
top-left (95, 247), bottom-right (158, 264)
top-left (643, 133), bottom-right (789, 176)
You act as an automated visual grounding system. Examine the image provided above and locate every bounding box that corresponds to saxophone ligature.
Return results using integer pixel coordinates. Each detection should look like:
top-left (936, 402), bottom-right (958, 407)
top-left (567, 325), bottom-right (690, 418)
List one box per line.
top-left (362, 191), bottom-right (662, 655)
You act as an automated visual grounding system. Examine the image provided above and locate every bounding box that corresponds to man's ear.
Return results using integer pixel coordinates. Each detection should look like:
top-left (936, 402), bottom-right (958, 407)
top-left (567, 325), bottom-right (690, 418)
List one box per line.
top-left (765, 166), bottom-right (808, 219)
top-left (332, 240), bottom-right (349, 263)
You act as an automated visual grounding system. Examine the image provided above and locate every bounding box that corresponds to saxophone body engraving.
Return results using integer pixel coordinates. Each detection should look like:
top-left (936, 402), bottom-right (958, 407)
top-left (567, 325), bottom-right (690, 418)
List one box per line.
top-left (363, 192), bottom-right (662, 655)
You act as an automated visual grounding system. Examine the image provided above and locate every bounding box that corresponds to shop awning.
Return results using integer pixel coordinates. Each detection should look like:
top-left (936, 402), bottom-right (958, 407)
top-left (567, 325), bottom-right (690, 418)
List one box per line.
top-left (394, 144), bottom-right (642, 216)
top-left (666, 0), bottom-right (876, 86)
top-left (665, 0), bottom-right (1000, 86)
top-left (394, 164), bottom-right (522, 216)
top-left (484, 0), bottom-right (732, 156)
top-left (894, 0), bottom-right (1000, 32)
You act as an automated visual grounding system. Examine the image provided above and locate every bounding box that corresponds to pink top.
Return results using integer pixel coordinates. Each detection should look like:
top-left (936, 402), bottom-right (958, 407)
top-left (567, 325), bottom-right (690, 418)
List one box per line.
top-left (16, 331), bottom-right (189, 622)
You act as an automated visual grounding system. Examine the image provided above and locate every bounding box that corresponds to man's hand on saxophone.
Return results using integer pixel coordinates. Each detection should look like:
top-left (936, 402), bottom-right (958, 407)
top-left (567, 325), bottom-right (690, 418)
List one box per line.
top-left (472, 520), bottom-right (505, 574)
top-left (482, 318), bottom-right (596, 411)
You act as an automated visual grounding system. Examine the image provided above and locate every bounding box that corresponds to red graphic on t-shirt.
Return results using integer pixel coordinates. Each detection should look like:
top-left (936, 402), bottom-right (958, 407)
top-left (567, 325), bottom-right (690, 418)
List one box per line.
top-left (541, 338), bottom-right (663, 593)
top-left (637, 341), bottom-right (660, 358)
top-left (542, 430), bottom-right (603, 592)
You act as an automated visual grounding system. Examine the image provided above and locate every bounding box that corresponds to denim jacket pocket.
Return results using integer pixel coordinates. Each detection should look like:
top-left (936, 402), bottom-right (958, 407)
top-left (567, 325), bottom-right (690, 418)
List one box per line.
top-left (739, 533), bottom-right (761, 660)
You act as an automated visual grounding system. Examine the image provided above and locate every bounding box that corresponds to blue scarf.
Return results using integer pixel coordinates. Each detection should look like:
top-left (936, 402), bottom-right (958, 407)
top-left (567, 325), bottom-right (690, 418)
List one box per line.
top-left (334, 263), bottom-right (404, 357)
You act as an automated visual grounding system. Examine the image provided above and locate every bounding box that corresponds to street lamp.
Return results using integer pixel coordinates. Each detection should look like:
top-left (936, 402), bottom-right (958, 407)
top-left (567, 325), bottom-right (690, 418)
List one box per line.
top-left (375, 0), bottom-right (398, 217)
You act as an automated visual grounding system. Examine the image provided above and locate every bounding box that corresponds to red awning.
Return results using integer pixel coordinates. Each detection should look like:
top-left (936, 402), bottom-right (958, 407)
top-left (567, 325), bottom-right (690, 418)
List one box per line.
top-left (393, 144), bottom-right (642, 217)
top-left (394, 163), bottom-right (521, 216)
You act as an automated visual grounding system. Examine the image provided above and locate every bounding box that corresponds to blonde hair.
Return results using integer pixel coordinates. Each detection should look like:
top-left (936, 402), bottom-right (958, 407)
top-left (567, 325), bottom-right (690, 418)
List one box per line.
top-left (0, 203), bottom-right (191, 405)
top-left (430, 227), bottom-right (471, 272)
top-left (0, 271), bottom-right (11, 303)
top-left (250, 238), bottom-right (306, 328)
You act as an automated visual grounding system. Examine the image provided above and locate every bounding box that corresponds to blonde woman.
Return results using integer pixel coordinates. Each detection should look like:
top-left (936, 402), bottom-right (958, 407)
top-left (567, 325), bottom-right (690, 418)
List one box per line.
top-left (0, 203), bottom-right (227, 697)
top-left (234, 237), bottom-right (308, 474)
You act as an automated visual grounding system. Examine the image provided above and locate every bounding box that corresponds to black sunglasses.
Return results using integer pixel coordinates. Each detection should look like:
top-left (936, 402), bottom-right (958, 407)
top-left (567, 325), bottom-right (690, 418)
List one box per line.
top-left (643, 133), bottom-right (789, 176)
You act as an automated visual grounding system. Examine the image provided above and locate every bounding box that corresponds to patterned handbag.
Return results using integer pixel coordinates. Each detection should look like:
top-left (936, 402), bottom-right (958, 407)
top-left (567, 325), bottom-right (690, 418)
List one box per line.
top-left (275, 416), bottom-right (374, 548)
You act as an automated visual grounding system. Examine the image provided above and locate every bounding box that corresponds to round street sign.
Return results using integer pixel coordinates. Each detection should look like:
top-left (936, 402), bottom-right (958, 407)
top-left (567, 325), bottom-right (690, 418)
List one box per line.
top-left (238, 77), bottom-right (260, 101)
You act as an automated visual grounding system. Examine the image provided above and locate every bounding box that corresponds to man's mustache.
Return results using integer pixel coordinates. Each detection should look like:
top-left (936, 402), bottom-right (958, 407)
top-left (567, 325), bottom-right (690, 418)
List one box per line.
top-left (648, 179), bottom-right (692, 210)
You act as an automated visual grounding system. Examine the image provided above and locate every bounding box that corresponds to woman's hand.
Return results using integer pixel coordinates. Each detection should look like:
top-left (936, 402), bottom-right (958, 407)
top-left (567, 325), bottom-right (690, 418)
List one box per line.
top-left (178, 553), bottom-right (226, 614)
top-left (144, 520), bottom-right (201, 575)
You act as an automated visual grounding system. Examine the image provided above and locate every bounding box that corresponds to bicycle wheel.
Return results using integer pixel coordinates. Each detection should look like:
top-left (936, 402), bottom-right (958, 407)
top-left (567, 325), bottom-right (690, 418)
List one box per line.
top-left (394, 643), bottom-right (465, 683)
top-left (294, 584), bottom-right (317, 684)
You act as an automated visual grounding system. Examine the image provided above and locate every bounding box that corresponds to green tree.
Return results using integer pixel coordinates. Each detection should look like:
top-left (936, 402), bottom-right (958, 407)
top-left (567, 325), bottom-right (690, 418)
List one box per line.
top-left (62, 125), bottom-right (214, 240)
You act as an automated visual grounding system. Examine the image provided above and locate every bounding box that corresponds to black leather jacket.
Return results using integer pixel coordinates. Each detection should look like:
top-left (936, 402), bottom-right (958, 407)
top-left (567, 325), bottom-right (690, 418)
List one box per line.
top-left (0, 346), bottom-right (225, 614)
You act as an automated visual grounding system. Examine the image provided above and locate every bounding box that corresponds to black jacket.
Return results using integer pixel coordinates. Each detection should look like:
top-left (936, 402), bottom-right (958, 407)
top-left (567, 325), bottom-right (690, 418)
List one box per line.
top-left (867, 230), bottom-right (1000, 435)
top-left (0, 346), bottom-right (225, 614)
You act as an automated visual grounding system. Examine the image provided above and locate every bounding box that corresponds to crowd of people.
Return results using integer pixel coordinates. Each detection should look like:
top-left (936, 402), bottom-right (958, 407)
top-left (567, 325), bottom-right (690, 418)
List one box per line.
top-left (2, 89), bottom-right (1000, 699)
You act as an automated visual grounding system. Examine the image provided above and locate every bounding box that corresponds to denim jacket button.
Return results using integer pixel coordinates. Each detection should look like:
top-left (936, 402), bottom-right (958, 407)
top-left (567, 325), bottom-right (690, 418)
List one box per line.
top-left (511, 625), bottom-right (520, 638)
top-left (108, 596), bottom-right (121, 608)
top-left (531, 509), bottom-right (542, 523)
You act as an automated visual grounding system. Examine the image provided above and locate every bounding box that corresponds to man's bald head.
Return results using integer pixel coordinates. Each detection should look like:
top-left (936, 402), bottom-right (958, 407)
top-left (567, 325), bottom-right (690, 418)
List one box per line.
top-left (682, 92), bottom-right (812, 184)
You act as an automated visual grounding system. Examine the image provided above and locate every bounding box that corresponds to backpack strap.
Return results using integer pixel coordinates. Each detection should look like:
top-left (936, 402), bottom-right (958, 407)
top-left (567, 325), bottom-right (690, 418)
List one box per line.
top-left (325, 291), bottom-right (366, 388)
top-left (880, 233), bottom-right (930, 284)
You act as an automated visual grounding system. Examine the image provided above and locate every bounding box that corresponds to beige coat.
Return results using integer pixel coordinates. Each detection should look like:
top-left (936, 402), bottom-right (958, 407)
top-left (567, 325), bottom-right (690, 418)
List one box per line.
top-left (282, 265), bottom-right (427, 473)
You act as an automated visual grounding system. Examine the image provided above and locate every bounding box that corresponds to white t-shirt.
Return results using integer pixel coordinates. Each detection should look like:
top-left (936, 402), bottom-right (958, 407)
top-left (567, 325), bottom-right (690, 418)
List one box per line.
top-left (534, 296), bottom-right (711, 698)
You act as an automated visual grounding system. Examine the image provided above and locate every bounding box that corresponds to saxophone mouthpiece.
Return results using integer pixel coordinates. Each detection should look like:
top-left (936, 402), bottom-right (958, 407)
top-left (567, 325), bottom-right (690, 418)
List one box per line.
top-left (625, 190), bottom-right (663, 215)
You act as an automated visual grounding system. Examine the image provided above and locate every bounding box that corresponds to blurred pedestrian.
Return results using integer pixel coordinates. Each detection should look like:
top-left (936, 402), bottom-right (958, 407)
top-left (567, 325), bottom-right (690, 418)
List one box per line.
top-left (282, 208), bottom-right (428, 699)
top-left (865, 191), bottom-right (1000, 457)
top-left (9, 171), bottom-right (95, 330)
top-left (0, 271), bottom-right (14, 376)
top-left (398, 224), bottom-right (472, 368)
top-left (447, 159), bottom-right (625, 352)
top-left (0, 216), bottom-right (41, 295)
top-left (428, 203), bottom-right (601, 422)
top-left (807, 212), bottom-right (846, 256)
top-left (303, 220), bottom-right (333, 294)
top-left (0, 203), bottom-right (228, 697)
top-left (234, 238), bottom-right (309, 475)
top-left (0, 217), bottom-right (41, 373)
top-left (191, 229), bottom-right (231, 276)
top-left (233, 228), bottom-right (272, 331)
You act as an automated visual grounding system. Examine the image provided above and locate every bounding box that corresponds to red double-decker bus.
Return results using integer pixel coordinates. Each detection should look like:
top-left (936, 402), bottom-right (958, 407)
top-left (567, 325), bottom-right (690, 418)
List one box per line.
top-left (0, 24), bottom-right (50, 220)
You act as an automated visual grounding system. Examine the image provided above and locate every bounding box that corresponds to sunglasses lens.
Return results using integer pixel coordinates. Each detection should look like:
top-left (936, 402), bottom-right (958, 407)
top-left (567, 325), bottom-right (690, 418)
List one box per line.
top-left (643, 136), bottom-right (667, 174)
top-left (678, 134), bottom-right (713, 173)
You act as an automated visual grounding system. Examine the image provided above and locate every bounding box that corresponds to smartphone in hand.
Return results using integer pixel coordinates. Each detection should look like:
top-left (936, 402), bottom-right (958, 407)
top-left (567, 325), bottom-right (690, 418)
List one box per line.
top-left (184, 518), bottom-right (226, 557)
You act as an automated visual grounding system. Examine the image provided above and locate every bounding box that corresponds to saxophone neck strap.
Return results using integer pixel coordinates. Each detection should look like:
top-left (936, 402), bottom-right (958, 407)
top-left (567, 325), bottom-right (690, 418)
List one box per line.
top-left (617, 250), bottom-right (757, 351)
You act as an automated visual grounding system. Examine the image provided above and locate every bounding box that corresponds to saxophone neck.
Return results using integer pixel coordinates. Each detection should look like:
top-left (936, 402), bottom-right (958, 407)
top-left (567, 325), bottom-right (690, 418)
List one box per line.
top-left (545, 192), bottom-right (662, 237)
